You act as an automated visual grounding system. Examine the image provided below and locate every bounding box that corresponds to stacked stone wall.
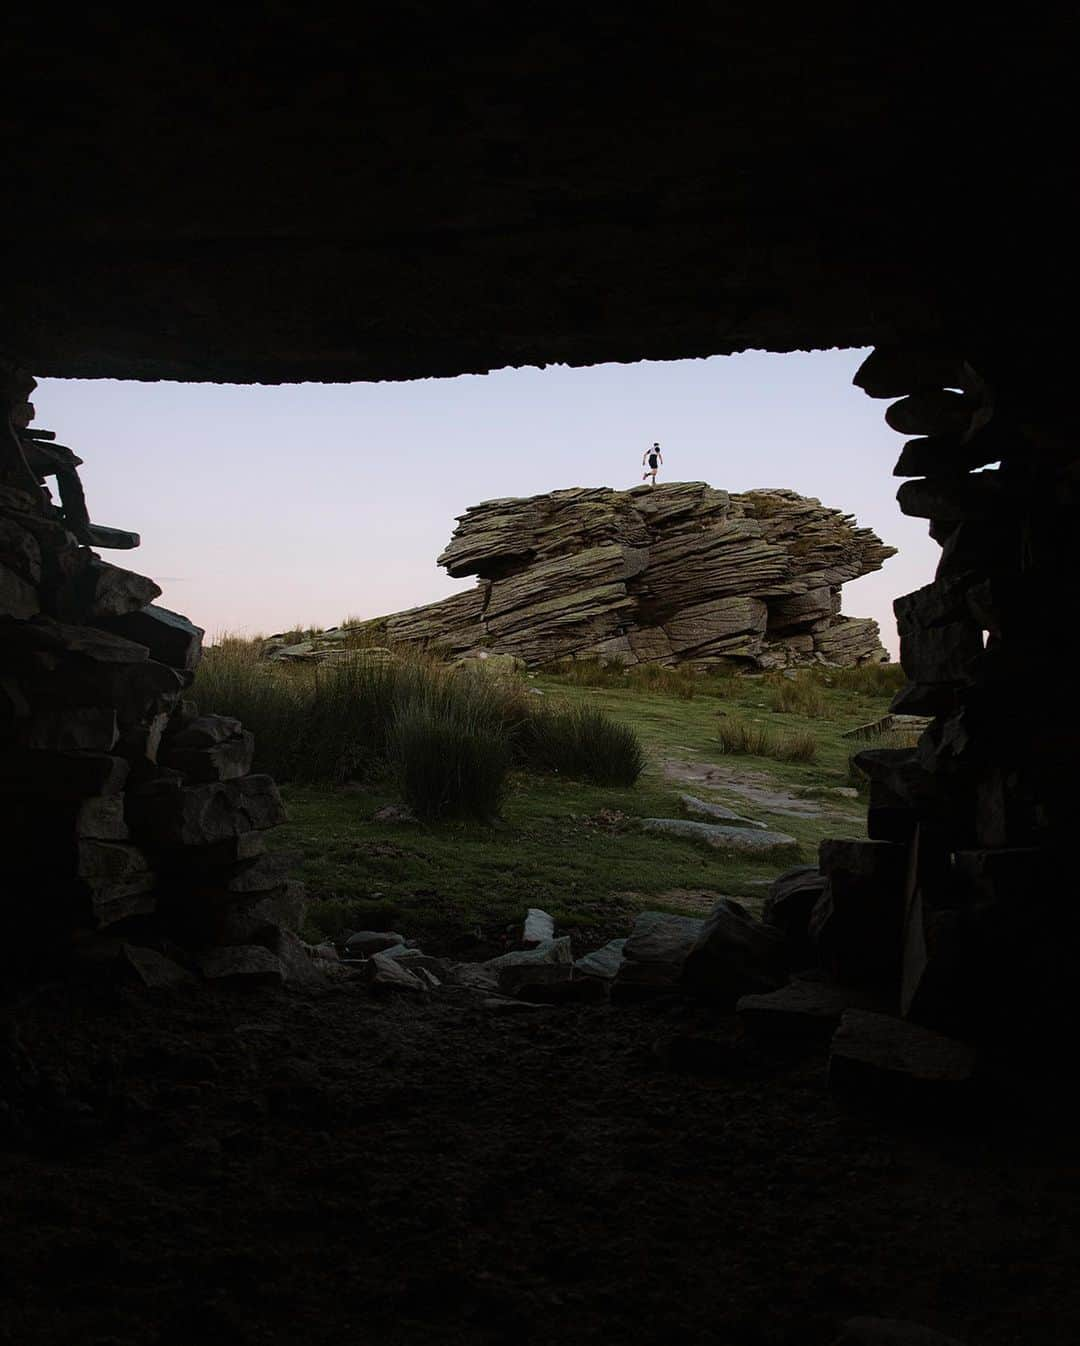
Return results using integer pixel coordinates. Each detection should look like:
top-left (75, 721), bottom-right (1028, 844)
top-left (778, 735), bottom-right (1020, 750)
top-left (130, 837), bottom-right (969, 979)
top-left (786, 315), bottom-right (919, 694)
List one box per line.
top-left (0, 364), bottom-right (302, 980)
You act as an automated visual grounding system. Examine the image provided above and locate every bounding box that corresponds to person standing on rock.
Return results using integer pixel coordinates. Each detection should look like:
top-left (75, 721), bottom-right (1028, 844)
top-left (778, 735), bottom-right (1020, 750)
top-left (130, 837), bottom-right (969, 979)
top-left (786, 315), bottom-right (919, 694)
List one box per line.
top-left (641, 442), bottom-right (663, 485)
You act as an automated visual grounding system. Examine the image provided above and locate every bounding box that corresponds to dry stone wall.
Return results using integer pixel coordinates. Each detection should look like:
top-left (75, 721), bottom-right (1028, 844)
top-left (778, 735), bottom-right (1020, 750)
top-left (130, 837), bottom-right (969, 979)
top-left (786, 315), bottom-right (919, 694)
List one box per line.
top-left (782, 345), bottom-right (1080, 1051)
top-left (265, 482), bottom-right (895, 669)
top-left (0, 364), bottom-right (302, 977)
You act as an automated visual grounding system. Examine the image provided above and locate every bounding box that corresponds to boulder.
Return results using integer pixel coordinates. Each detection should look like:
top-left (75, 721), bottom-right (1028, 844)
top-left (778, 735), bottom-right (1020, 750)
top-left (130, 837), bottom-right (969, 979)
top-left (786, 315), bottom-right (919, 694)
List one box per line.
top-left (613, 912), bottom-right (704, 992)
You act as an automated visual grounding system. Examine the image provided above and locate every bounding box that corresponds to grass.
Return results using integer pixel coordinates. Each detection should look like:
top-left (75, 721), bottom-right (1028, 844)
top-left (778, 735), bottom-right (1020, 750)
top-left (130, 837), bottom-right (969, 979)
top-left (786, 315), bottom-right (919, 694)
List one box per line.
top-left (194, 636), bottom-right (647, 819)
top-left (220, 654), bottom-right (904, 951)
top-left (811, 662), bottom-right (906, 696)
top-left (539, 656), bottom-right (739, 700)
top-left (716, 715), bottom-right (818, 763)
top-left (519, 703), bottom-right (646, 785)
top-left (196, 638), bottom-right (904, 951)
top-left (766, 677), bottom-right (826, 718)
top-left (389, 694), bottom-right (510, 821)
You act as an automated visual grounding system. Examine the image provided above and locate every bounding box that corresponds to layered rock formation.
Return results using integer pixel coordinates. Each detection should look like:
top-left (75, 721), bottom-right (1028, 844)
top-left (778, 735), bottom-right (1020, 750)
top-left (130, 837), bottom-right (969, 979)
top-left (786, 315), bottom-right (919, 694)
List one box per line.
top-left (268, 483), bottom-right (894, 669)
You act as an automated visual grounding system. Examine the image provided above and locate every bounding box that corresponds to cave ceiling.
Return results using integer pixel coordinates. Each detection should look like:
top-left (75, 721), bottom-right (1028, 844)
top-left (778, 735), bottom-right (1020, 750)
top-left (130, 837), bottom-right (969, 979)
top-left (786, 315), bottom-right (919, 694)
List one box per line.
top-left (1, 10), bottom-right (1074, 385)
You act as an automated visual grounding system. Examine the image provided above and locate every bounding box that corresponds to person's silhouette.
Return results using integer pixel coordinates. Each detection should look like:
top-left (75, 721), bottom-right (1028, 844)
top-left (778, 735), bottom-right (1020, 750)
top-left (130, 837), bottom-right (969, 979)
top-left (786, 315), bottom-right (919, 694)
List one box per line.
top-left (641, 442), bottom-right (663, 485)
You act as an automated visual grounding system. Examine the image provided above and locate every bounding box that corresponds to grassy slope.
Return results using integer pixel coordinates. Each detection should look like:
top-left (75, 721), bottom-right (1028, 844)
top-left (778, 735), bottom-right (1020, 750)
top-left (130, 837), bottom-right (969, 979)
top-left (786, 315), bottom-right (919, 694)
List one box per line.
top-left (271, 671), bottom-right (897, 952)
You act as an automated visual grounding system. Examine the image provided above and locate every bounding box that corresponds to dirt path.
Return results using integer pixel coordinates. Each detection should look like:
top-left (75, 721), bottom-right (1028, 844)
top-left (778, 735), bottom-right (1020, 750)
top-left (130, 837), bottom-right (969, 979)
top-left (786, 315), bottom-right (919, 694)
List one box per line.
top-left (2, 978), bottom-right (1075, 1346)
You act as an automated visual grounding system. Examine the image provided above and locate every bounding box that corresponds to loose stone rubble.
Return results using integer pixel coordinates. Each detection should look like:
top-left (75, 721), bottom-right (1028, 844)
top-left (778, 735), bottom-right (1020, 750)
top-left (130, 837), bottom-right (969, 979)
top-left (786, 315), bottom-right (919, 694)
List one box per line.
top-left (1, 367), bottom-right (304, 976)
top-left (262, 482), bottom-right (895, 670)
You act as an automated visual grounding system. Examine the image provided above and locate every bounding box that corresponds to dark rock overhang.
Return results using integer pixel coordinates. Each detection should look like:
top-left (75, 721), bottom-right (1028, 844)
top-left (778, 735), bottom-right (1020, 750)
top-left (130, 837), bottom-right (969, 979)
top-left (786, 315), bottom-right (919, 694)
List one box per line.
top-left (1, 10), bottom-right (1075, 384)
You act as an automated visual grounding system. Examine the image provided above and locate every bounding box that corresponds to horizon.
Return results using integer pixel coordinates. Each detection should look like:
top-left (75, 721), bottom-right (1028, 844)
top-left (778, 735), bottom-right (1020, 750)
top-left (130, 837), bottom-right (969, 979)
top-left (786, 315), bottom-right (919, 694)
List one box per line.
top-left (37, 348), bottom-right (936, 658)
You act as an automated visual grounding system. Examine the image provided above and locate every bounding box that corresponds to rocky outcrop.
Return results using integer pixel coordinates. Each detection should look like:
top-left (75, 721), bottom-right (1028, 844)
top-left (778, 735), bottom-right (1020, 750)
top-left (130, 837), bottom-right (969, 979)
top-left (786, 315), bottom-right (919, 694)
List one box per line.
top-left (268, 483), bottom-right (894, 670)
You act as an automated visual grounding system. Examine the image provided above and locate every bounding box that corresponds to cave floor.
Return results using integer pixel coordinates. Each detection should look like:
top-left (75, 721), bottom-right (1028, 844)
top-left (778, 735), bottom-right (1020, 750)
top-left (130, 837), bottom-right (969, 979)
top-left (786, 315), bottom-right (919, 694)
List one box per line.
top-left (2, 978), bottom-right (1075, 1346)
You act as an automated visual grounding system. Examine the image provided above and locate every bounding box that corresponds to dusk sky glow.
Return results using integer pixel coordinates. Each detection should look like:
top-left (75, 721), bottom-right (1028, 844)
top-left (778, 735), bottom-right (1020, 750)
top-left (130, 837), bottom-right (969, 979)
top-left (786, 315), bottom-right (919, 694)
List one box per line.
top-left (39, 349), bottom-right (937, 657)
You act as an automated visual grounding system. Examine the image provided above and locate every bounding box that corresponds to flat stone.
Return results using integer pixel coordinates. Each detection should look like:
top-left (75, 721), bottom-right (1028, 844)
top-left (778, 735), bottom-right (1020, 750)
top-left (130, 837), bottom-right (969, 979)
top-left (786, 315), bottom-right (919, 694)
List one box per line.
top-left (738, 977), bottom-right (879, 1039)
top-left (896, 472), bottom-right (1005, 522)
top-left (678, 793), bottom-right (765, 829)
top-left (575, 938), bottom-right (626, 979)
top-left (78, 839), bottom-right (157, 927)
top-left (75, 560), bottom-right (161, 620)
top-left (852, 347), bottom-right (971, 399)
top-left (129, 774), bottom-right (286, 846)
top-left (345, 930), bottom-right (406, 957)
top-left (161, 730), bottom-right (255, 783)
top-left (446, 963), bottom-right (500, 992)
top-left (484, 936), bottom-right (573, 971)
top-left (365, 951), bottom-right (429, 993)
top-left (84, 523), bottom-right (141, 550)
top-left (98, 605), bottom-right (203, 670)
top-left (833, 1318), bottom-right (968, 1345)
top-left (884, 389), bottom-right (978, 437)
top-left (199, 944), bottom-right (286, 988)
top-left (166, 714), bottom-right (243, 749)
top-left (642, 817), bottom-right (798, 856)
top-left (5, 615), bottom-right (150, 664)
top-left (829, 1010), bottom-right (976, 1097)
top-left (384, 947), bottom-right (449, 978)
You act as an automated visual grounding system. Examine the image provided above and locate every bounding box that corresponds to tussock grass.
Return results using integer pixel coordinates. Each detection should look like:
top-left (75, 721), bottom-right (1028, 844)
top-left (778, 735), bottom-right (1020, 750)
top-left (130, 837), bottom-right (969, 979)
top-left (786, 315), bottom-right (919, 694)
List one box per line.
top-left (389, 695), bottom-right (510, 821)
top-left (717, 715), bottom-right (818, 763)
top-left (194, 635), bottom-right (645, 813)
top-left (813, 662), bottom-right (906, 696)
top-left (520, 704), bottom-right (645, 786)
top-left (766, 676), bottom-right (827, 717)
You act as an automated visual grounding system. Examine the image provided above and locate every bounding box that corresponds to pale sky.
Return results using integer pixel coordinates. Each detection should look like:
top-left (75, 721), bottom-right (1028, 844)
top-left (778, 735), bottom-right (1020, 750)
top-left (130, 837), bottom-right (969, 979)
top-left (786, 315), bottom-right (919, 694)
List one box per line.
top-left (37, 349), bottom-right (935, 657)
